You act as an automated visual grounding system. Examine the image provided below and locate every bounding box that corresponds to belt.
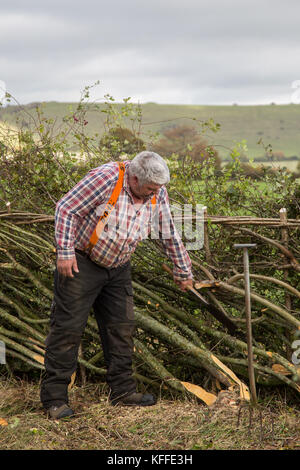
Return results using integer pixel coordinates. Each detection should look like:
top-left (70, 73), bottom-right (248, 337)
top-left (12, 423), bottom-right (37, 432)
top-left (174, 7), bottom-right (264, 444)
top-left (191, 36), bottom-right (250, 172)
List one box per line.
top-left (75, 248), bottom-right (129, 271)
top-left (75, 248), bottom-right (105, 266)
top-left (75, 248), bottom-right (90, 258)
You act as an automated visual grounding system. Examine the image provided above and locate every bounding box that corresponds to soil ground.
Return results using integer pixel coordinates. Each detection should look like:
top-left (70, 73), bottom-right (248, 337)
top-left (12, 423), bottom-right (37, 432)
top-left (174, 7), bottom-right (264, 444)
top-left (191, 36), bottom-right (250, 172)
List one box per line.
top-left (0, 377), bottom-right (299, 451)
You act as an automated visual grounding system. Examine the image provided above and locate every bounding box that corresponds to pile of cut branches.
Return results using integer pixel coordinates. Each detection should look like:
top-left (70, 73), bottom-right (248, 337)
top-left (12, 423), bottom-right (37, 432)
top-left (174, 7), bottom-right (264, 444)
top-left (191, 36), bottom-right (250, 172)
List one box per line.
top-left (0, 211), bottom-right (299, 404)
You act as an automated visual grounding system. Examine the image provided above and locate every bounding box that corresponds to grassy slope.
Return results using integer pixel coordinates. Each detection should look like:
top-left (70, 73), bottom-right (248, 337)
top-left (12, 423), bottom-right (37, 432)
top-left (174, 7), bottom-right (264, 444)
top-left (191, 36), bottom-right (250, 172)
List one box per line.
top-left (1, 102), bottom-right (300, 160)
top-left (141, 103), bottom-right (300, 160)
top-left (0, 378), bottom-right (299, 450)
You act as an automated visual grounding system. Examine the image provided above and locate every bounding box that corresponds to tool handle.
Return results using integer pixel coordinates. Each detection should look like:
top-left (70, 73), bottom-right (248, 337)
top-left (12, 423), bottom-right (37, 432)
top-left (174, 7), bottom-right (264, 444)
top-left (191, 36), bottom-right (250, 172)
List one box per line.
top-left (163, 264), bottom-right (236, 333)
top-left (162, 263), bottom-right (173, 276)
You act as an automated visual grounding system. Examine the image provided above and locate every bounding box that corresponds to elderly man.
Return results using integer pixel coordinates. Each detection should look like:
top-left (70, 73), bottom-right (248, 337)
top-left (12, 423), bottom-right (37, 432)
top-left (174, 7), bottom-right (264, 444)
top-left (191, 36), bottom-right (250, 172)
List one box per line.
top-left (40, 151), bottom-right (193, 419)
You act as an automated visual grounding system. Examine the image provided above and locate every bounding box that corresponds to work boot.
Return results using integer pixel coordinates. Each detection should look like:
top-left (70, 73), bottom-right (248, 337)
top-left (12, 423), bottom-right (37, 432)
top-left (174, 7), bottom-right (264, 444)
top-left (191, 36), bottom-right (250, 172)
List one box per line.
top-left (110, 392), bottom-right (156, 407)
top-left (46, 404), bottom-right (75, 420)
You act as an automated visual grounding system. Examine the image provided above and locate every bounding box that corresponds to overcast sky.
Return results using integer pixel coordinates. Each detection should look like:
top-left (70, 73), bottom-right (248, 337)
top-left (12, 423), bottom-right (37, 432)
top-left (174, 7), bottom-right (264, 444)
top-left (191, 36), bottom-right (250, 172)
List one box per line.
top-left (1, 0), bottom-right (300, 105)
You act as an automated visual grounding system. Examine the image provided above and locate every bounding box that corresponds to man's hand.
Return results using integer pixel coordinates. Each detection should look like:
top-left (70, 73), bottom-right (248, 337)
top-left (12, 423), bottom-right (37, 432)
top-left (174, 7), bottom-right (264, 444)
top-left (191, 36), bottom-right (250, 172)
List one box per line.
top-left (175, 278), bottom-right (194, 292)
top-left (57, 257), bottom-right (79, 278)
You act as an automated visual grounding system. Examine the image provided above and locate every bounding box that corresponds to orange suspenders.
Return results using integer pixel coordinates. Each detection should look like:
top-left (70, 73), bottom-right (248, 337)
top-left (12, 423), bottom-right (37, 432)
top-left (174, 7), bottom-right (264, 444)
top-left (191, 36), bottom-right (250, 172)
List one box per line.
top-left (86, 162), bottom-right (156, 254)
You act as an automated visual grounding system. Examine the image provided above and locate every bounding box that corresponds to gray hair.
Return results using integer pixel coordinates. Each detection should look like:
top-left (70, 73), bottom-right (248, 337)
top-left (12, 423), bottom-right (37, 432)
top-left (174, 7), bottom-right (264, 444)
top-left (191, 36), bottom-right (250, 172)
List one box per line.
top-left (129, 151), bottom-right (170, 185)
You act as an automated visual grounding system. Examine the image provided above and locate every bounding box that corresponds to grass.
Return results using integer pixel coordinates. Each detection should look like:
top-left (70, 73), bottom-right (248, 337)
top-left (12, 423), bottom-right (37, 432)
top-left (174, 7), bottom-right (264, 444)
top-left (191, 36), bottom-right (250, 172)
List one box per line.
top-left (0, 376), bottom-right (299, 450)
top-left (2, 102), bottom-right (300, 160)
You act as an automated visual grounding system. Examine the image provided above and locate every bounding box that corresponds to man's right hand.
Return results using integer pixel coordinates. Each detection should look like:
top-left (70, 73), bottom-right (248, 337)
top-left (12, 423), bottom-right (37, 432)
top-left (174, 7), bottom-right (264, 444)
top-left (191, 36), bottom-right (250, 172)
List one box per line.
top-left (57, 257), bottom-right (79, 278)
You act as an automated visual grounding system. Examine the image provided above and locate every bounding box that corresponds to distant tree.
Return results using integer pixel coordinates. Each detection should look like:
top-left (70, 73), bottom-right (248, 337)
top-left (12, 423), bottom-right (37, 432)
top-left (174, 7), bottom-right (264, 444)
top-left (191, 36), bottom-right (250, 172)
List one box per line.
top-left (226, 162), bottom-right (279, 180)
top-left (151, 125), bottom-right (197, 158)
top-left (99, 127), bottom-right (146, 158)
top-left (264, 151), bottom-right (286, 161)
top-left (151, 124), bottom-right (221, 169)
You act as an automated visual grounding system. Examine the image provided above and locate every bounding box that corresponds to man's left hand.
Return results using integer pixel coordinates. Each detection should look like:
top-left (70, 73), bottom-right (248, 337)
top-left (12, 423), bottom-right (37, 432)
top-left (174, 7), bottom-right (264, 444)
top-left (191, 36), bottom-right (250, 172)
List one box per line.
top-left (175, 278), bottom-right (194, 292)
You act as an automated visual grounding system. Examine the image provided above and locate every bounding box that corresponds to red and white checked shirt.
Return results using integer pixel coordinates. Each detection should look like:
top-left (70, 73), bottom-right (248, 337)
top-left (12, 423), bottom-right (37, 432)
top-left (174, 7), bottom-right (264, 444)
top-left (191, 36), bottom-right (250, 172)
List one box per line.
top-left (55, 160), bottom-right (193, 281)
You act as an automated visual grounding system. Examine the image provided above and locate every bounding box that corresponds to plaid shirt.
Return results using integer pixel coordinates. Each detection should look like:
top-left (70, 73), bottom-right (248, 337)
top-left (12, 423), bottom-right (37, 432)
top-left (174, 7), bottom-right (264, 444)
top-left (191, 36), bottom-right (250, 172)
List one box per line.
top-left (55, 160), bottom-right (193, 281)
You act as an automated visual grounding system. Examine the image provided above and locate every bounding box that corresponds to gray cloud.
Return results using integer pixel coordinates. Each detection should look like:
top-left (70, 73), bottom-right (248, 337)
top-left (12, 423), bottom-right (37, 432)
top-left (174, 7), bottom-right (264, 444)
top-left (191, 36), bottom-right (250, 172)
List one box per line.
top-left (1, 0), bottom-right (299, 104)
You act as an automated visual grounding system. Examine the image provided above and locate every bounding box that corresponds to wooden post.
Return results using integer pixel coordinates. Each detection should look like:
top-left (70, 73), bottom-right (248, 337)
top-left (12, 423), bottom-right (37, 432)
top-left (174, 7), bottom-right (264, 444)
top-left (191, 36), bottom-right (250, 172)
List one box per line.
top-left (234, 244), bottom-right (258, 406)
top-left (279, 208), bottom-right (293, 359)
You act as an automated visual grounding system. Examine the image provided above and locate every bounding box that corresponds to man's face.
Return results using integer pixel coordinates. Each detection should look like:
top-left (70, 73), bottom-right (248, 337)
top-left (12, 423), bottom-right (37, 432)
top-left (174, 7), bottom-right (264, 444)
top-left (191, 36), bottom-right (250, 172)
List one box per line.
top-left (129, 175), bottom-right (162, 200)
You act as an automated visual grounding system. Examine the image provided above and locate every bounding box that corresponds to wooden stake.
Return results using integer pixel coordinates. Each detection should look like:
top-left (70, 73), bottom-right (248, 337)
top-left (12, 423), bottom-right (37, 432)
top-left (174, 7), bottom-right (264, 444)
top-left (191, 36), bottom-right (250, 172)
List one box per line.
top-left (234, 243), bottom-right (258, 406)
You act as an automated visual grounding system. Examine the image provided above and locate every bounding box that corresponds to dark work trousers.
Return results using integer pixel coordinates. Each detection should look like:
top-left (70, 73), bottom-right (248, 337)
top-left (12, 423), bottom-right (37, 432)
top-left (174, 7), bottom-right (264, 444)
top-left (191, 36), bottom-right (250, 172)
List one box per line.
top-left (40, 251), bottom-right (137, 409)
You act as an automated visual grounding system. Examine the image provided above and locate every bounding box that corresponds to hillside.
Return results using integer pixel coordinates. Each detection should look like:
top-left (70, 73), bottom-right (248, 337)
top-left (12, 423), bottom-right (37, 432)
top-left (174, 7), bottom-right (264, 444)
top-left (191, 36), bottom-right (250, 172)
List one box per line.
top-left (1, 102), bottom-right (300, 160)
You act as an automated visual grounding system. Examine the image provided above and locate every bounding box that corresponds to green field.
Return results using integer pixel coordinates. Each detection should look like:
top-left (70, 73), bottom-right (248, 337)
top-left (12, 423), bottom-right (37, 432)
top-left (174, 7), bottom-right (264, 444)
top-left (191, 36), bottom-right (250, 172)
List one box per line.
top-left (1, 101), bottom-right (300, 161)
